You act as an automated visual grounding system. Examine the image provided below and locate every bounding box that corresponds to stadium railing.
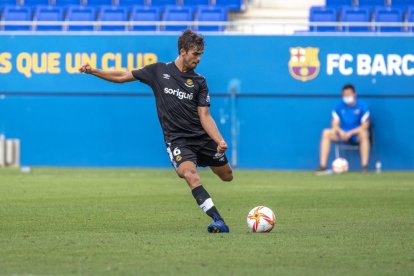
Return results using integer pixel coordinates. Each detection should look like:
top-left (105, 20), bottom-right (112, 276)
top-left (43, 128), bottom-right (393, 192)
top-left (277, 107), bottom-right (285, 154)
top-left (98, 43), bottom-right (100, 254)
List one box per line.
top-left (1, 21), bottom-right (414, 34)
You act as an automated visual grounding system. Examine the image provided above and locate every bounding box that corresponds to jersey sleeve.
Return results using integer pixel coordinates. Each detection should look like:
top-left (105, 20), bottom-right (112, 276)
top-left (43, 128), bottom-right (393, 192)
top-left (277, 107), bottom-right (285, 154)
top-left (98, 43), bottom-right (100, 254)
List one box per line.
top-left (131, 63), bottom-right (158, 86)
top-left (332, 103), bottom-right (341, 122)
top-left (197, 78), bottom-right (211, 107)
top-left (360, 102), bottom-right (370, 123)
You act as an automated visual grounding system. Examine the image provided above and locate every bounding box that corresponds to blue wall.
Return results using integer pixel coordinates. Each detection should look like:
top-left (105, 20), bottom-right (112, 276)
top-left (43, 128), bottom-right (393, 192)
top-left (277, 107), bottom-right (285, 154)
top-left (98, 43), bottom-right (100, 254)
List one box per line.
top-left (0, 35), bottom-right (413, 170)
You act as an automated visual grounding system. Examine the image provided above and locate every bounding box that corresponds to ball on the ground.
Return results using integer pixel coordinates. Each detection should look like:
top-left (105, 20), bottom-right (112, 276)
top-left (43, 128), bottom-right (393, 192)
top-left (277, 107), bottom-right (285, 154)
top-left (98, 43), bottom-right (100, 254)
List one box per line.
top-left (332, 157), bottom-right (349, 174)
top-left (247, 206), bottom-right (276, 233)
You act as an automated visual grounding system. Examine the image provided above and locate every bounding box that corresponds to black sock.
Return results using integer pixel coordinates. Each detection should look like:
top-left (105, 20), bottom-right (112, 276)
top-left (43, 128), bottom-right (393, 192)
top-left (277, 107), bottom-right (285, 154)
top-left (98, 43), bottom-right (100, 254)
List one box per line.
top-left (191, 185), bottom-right (223, 222)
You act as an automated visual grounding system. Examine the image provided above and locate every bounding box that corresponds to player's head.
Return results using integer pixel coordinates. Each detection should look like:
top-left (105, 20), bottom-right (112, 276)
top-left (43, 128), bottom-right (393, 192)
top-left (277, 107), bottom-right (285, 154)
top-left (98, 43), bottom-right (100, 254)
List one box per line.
top-left (342, 84), bottom-right (356, 106)
top-left (178, 29), bottom-right (205, 70)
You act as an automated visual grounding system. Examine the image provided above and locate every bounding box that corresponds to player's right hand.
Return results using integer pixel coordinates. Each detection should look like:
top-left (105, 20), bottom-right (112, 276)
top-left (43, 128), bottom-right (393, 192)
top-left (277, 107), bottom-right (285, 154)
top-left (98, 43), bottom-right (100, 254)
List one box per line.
top-left (336, 129), bottom-right (347, 141)
top-left (79, 63), bottom-right (93, 74)
top-left (217, 140), bottom-right (228, 153)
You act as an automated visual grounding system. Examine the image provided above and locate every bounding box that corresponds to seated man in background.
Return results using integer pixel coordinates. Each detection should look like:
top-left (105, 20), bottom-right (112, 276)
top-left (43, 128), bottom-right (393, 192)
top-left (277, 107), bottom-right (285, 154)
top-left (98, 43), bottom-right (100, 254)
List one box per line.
top-left (316, 84), bottom-right (370, 174)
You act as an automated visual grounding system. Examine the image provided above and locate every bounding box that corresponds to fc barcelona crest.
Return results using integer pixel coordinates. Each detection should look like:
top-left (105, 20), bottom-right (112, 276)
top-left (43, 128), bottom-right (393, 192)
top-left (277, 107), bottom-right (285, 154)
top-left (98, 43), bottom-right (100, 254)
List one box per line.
top-left (288, 47), bottom-right (320, 82)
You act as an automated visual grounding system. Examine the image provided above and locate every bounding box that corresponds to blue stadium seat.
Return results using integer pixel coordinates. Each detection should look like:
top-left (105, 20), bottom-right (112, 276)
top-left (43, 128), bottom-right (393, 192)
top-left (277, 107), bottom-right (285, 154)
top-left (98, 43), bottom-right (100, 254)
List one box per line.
top-left (0, 0), bottom-right (18, 19)
top-left (86, 0), bottom-right (114, 6)
top-left (54, 0), bottom-right (83, 6)
top-left (0, 0), bottom-right (18, 7)
top-left (215, 0), bottom-right (244, 12)
top-left (408, 6), bottom-right (414, 31)
top-left (358, 0), bottom-right (386, 6)
top-left (374, 7), bottom-right (404, 31)
top-left (390, 0), bottom-right (414, 6)
top-left (2, 5), bottom-right (32, 30)
top-left (34, 5), bottom-right (64, 31)
top-left (67, 5), bottom-right (96, 31)
top-left (99, 6), bottom-right (128, 31)
top-left (130, 6), bottom-right (160, 31)
top-left (119, 0), bottom-right (146, 6)
top-left (309, 6), bottom-right (338, 32)
top-left (341, 6), bottom-right (372, 32)
top-left (325, 0), bottom-right (354, 6)
top-left (163, 6), bottom-right (192, 31)
top-left (182, 0), bottom-right (211, 7)
top-left (22, 0), bottom-right (51, 6)
top-left (196, 6), bottom-right (226, 32)
top-left (150, 0), bottom-right (177, 7)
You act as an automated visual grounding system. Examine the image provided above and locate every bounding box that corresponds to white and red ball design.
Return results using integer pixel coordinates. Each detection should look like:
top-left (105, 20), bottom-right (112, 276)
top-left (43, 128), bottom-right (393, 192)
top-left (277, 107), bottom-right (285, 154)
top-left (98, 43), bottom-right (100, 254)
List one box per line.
top-left (332, 157), bottom-right (349, 174)
top-left (247, 206), bottom-right (276, 233)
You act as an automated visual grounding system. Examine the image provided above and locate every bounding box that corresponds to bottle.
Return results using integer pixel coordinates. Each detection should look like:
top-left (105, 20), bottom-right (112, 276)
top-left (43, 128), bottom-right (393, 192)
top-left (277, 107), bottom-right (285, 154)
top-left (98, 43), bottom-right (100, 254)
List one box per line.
top-left (375, 161), bottom-right (382, 174)
top-left (21, 166), bottom-right (31, 173)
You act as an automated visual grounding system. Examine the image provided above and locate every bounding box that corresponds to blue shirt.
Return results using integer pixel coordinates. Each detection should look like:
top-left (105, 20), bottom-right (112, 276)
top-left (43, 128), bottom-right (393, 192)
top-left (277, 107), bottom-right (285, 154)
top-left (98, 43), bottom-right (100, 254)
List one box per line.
top-left (332, 100), bottom-right (370, 131)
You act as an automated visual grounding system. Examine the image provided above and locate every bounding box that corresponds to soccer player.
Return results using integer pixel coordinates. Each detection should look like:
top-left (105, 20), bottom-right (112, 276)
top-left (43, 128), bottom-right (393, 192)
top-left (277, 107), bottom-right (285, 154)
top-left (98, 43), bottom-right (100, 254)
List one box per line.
top-left (78, 30), bottom-right (233, 233)
top-left (316, 84), bottom-right (370, 174)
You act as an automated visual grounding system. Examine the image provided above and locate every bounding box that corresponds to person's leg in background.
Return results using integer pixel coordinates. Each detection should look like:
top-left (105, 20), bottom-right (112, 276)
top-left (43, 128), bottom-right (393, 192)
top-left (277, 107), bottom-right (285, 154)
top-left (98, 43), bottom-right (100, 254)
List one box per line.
top-left (317, 128), bottom-right (340, 173)
top-left (358, 129), bottom-right (370, 172)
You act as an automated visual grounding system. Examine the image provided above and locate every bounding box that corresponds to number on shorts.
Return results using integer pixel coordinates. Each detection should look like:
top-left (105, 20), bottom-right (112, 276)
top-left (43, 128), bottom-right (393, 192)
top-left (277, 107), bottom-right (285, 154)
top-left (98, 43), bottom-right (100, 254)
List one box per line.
top-left (173, 148), bottom-right (181, 156)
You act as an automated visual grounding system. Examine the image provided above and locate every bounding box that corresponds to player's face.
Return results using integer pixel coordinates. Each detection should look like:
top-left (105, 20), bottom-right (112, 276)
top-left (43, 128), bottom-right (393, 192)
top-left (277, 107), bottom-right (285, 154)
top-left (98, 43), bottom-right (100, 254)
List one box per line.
top-left (342, 88), bottom-right (356, 105)
top-left (182, 47), bottom-right (204, 70)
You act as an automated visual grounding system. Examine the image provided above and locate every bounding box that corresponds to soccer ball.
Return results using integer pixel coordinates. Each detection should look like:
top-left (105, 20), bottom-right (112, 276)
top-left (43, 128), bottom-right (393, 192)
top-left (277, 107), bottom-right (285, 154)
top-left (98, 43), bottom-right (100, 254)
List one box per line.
top-left (247, 206), bottom-right (276, 233)
top-left (332, 157), bottom-right (349, 174)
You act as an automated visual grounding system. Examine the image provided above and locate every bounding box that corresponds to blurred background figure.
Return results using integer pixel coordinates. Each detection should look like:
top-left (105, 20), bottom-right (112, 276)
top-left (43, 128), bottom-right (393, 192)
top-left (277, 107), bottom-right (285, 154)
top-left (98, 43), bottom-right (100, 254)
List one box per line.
top-left (316, 84), bottom-right (370, 175)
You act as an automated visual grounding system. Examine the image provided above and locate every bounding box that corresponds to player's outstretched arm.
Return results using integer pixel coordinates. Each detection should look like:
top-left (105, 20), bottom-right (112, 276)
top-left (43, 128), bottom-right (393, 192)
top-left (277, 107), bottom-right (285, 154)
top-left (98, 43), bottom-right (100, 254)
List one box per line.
top-left (198, 106), bottom-right (228, 153)
top-left (78, 63), bottom-right (135, 83)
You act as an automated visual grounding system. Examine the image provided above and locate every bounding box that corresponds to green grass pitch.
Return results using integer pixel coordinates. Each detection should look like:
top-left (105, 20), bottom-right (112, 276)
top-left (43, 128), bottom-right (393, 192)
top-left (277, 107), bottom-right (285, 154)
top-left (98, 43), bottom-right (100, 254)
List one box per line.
top-left (1, 168), bottom-right (413, 275)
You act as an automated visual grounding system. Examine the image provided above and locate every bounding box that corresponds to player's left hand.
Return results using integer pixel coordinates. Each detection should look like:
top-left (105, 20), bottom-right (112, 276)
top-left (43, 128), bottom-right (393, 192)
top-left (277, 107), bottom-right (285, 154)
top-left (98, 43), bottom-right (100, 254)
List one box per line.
top-left (217, 140), bottom-right (228, 153)
top-left (343, 132), bottom-right (352, 141)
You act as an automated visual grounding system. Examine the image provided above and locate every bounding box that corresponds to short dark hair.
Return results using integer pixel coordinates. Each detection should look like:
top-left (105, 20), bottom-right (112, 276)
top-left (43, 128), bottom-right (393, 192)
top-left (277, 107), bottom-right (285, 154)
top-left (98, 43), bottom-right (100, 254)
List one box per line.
top-left (178, 29), bottom-right (205, 54)
top-left (342, 84), bottom-right (356, 94)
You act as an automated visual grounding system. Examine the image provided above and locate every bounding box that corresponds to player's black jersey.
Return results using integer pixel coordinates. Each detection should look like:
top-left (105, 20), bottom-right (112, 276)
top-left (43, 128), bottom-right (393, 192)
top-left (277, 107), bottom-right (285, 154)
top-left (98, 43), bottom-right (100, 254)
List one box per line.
top-left (132, 62), bottom-right (210, 144)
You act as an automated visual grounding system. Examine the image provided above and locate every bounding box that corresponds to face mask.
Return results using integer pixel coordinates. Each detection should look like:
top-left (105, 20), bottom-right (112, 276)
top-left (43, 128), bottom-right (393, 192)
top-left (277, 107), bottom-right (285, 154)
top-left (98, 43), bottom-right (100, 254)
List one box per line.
top-left (343, 96), bottom-right (355, 105)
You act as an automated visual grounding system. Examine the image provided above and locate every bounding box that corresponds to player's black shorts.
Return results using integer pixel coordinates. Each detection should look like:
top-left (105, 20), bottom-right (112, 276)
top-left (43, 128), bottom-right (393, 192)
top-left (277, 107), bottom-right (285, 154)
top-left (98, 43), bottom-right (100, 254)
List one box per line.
top-left (166, 138), bottom-right (229, 169)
